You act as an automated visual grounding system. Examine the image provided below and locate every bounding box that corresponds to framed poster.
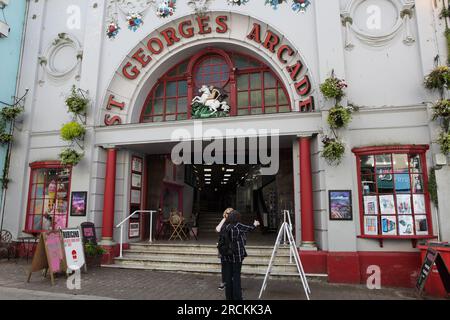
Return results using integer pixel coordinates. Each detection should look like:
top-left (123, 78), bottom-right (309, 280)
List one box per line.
top-left (129, 222), bottom-right (140, 238)
top-left (329, 190), bottom-right (352, 220)
top-left (396, 194), bottom-right (412, 215)
top-left (132, 173), bottom-right (142, 188)
top-left (363, 196), bottom-right (378, 215)
top-left (413, 194), bottom-right (426, 214)
top-left (364, 216), bottom-right (378, 235)
top-left (415, 215), bottom-right (429, 235)
top-left (70, 191), bottom-right (87, 216)
top-left (398, 215), bottom-right (414, 235)
top-left (80, 222), bottom-right (97, 244)
top-left (132, 157), bottom-right (143, 173)
top-left (381, 216), bottom-right (397, 235)
top-left (131, 189), bottom-right (141, 204)
top-left (379, 195), bottom-right (395, 215)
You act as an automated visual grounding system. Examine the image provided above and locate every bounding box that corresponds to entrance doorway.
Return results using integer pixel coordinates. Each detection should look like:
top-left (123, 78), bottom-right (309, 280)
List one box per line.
top-left (140, 147), bottom-right (294, 245)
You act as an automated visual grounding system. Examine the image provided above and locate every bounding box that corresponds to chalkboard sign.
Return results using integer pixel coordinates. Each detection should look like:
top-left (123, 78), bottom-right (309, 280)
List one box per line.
top-left (27, 231), bottom-right (67, 285)
top-left (416, 248), bottom-right (450, 295)
top-left (80, 222), bottom-right (97, 245)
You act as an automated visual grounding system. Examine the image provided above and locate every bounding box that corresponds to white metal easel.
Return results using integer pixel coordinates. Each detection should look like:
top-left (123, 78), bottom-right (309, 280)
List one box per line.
top-left (258, 210), bottom-right (311, 300)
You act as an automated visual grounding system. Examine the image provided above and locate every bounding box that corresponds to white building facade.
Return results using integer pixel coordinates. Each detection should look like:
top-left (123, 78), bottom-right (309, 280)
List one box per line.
top-left (4, 0), bottom-right (450, 287)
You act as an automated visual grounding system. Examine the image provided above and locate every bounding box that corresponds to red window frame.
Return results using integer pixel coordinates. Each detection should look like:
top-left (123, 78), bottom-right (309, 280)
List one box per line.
top-left (24, 161), bottom-right (72, 234)
top-left (352, 145), bottom-right (436, 246)
top-left (139, 48), bottom-right (292, 123)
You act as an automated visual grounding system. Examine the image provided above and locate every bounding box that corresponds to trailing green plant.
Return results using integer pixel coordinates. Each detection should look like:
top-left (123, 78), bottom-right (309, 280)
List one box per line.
top-left (321, 136), bottom-right (345, 166)
top-left (431, 99), bottom-right (450, 131)
top-left (428, 168), bottom-right (438, 208)
top-left (60, 121), bottom-right (85, 142)
top-left (436, 131), bottom-right (450, 154)
top-left (0, 106), bottom-right (24, 121)
top-left (320, 77), bottom-right (347, 101)
top-left (0, 133), bottom-right (13, 144)
top-left (424, 66), bottom-right (450, 91)
top-left (84, 243), bottom-right (107, 257)
top-left (327, 105), bottom-right (353, 129)
top-left (65, 85), bottom-right (88, 115)
top-left (59, 148), bottom-right (84, 166)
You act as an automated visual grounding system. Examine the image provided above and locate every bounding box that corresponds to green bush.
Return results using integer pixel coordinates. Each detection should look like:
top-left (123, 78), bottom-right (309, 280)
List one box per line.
top-left (320, 77), bottom-right (347, 101)
top-left (59, 148), bottom-right (83, 166)
top-left (424, 66), bottom-right (450, 91)
top-left (65, 86), bottom-right (88, 115)
top-left (327, 105), bottom-right (352, 129)
top-left (321, 136), bottom-right (345, 166)
top-left (84, 243), bottom-right (106, 257)
top-left (60, 121), bottom-right (85, 141)
top-left (437, 131), bottom-right (450, 155)
top-left (428, 168), bottom-right (438, 208)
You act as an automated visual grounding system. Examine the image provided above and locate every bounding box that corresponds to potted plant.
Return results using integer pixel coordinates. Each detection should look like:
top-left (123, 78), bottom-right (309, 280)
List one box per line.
top-left (60, 121), bottom-right (86, 142)
top-left (84, 242), bottom-right (106, 267)
top-left (65, 86), bottom-right (88, 115)
top-left (321, 136), bottom-right (345, 166)
top-left (59, 148), bottom-right (83, 166)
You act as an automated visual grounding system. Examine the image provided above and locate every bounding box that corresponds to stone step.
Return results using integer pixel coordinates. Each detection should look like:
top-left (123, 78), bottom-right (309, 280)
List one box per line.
top-left (114, 256), bottom-right (301, 274)
top-left (128, 243), bottom-right (291, 255)
top-left (122, 250), bottom-right (295, 263)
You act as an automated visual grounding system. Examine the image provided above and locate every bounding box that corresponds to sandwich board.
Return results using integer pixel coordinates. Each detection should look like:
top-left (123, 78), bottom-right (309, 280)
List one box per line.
top-left (258, 210), bottom-right (311, 300)
top-left (61, 228), bottom-right (87, 273)
top-left (416, 247), bottom-right (450, 295)
top-left (27, 230), bottom-right (67, 285)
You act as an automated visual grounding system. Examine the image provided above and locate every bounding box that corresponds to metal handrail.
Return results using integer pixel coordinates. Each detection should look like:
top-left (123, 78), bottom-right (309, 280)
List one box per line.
top-left (116, 210), bottom-right (157, 258)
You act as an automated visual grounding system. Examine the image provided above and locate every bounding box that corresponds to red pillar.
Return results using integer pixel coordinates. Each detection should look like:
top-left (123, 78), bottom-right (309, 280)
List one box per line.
top-left (299, 137), bottom-right (316, 247)
top-left (102, 148), bottom-right (117, 241)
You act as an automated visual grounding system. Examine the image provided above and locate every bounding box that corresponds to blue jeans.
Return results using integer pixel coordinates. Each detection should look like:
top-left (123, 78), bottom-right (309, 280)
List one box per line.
top-left (223, 261), bottom-right (243, 300)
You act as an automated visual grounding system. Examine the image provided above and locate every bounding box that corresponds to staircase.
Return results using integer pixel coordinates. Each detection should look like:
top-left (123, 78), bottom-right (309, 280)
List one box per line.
top-left (104, 242), bottom-right (326, 279)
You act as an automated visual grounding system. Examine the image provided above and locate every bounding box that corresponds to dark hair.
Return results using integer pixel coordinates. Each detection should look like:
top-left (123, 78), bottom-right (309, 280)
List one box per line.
top-left (226, 210), bottom-right (241, 225)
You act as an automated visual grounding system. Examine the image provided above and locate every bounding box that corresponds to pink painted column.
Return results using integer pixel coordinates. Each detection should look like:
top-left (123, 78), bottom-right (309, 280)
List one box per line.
top-left (299, 137), bottom-right (316, 247)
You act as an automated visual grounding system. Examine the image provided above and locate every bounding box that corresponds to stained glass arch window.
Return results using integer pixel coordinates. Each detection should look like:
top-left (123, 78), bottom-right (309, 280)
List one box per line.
top-left (140, 49), bottom-right (292, 123)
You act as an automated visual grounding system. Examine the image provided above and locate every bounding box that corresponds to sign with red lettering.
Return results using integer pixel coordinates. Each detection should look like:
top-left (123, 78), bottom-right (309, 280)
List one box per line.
top-left (62, 228), bottom-right (86, 271)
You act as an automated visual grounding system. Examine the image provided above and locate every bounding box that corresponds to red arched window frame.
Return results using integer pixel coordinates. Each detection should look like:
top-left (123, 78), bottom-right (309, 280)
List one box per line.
top-left (139, 48), bottom-right (291, 123)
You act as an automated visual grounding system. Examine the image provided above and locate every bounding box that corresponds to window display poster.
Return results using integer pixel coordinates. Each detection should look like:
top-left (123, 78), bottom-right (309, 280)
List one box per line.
top-left (131, 189), bottom-right (141, 204)
top-left (398, 215), bottom-right (414, 236)
top-left (381, 216), bottom-right (397, 235)
top-left (396, 194), bottom-right (412, 215)
top-left (132, 157), bottom-right (142, 173)
top-left (379, 195), bottom-right (396, 215)
top-left (415, 215), bottom-right (429, 235)
top-left (363, 196), bottom-right (378, 215)
top-left (129, 222), bottom-right (140, 238)
top-left (132, 173), bottom-right (142, 188)
top-left (413, 194), bottom-right (426, 214)
top-left (364, 216), bottom-right (378, 235)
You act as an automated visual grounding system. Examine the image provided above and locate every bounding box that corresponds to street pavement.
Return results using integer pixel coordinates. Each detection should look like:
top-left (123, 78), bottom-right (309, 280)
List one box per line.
top-left (0, 260), bottom-right (422, 300)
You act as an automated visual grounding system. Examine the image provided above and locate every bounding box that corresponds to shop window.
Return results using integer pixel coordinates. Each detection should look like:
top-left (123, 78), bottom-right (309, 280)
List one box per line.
top-left (25, 162), bottom-right (72, 233)
top-left (140, 50), bottom-right (291, 123)
top-left (353, 146), bottom-right (434, 241)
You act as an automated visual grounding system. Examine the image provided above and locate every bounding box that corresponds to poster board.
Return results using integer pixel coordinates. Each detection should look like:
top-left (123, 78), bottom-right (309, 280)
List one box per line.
top-left (27, 231), bottom-right (67, 285)
top-left (62, 228), bottom-right (86, 272)
top-left (416, 248), bottom-right (450, 295)
top-left (80, 222), bottom-right (97, 244)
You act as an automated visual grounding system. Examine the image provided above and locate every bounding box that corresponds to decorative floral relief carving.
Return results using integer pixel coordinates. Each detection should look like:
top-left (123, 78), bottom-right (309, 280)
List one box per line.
top-left (341, 0), bottom-right (415, 49)
top-left (38, 33), bottom-right (83, 85)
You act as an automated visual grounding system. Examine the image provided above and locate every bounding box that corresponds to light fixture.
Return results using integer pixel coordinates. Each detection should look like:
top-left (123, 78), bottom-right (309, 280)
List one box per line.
top-left (224, 174), bottom-right (231, 177)
top-left (226, 169), bottom-right (234, 172)
top-left (223, 178), bottom-right (229, 181)
top-left (204, 168), bottom-right (212, 172)
top-left (204, 174), bottom-right (211, 177)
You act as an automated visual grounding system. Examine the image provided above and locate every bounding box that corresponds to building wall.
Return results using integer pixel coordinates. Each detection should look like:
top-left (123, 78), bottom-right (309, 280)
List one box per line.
top-left (4, 0), bottom-right (450, 286)
top-left (0, 0), bottom-right (26, 215)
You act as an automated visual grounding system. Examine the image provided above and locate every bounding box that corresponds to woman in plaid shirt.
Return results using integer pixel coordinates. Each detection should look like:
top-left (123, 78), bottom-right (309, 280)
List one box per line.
top-left (220, 210), bottom-right (260, 300)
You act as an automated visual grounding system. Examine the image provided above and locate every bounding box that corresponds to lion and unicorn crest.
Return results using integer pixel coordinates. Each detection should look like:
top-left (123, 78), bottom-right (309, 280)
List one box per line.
top-left (191, 85), bottom-right (231, 118)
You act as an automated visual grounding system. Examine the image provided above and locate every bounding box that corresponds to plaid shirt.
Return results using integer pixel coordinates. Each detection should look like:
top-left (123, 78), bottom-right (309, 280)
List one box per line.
top-left (220, 223), bottom-right (255, 263)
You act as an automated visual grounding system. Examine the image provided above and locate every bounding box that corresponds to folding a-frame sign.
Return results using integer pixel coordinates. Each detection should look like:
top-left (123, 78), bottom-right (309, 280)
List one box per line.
top-left (259, 210), bottom-right (311, 300)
